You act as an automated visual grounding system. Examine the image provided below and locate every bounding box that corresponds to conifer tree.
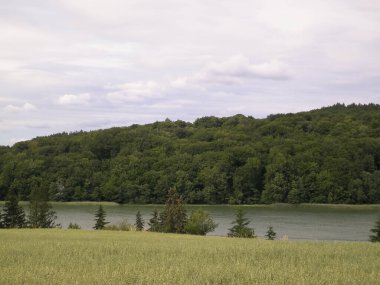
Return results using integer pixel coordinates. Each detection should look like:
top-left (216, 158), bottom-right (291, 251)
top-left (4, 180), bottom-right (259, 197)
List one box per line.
top-left (2, 191), bottom-right (26, 228)
top-left (93, 205), bottom-right (108, 230)
top-left (163, 187), bottom-right (187, 233)
top-left (148, 209), bottom-right (160, 232)
top-left (28, 187), bottom-right (57, 228)
top-left (265, 225), bottom-right (277, 240)
top-left (228, 208), bottom-right (255, 238)
top-left (369, 216), bottom-right (380, 242)
top-left (135, 210), bottom-right (144, 231)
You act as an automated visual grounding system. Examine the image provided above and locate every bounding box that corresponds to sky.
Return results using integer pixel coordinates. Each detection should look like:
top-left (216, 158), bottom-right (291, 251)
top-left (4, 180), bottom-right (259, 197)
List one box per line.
top-left (1, 0), bottom-right (380, 145)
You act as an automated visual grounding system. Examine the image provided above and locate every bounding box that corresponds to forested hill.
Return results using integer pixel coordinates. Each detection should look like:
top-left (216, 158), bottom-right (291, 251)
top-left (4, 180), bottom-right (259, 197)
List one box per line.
top-left (1, 103), bottom-right (380, 204)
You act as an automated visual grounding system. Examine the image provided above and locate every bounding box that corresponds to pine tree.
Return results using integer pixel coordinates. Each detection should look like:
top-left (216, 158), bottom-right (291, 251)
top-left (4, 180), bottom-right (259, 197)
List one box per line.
top-left (93, 205), bottom-right (108, 230)
top-left (163, 187), bottom-right (187, 233)
top-left (228, 208), bottom-right (255, 238)
top-left (135, 211), bottom-right (144, 231)
top-left (28, 188), bottom-right (58, 228)
top-left (148, 209), bottom-right (160, 232)
top-left (369, 216), bottom-right (380, 242)
top-left (265, 225), bottom-right (277, 240)
top-left (2, 191), bottom-right (26, 228)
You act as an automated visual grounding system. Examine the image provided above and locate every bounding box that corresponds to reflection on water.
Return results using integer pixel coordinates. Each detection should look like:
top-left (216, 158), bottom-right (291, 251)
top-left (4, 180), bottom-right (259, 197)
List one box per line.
top-left (46, 203), bottom-right (380, 241)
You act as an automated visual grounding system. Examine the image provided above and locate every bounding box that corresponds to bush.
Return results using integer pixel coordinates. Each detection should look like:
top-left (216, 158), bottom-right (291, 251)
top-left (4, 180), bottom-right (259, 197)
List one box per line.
top-left (68, 223), bottom-right (81, 229)
top-left (104, 220), bottom-right (135, 231)
top-left (184, 209), bottom-right (217, 235)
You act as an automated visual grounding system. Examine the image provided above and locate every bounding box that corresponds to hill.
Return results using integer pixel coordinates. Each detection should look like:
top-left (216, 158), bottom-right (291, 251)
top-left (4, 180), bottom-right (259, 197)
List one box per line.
top-left (1, 103), bottom-right (380, 204)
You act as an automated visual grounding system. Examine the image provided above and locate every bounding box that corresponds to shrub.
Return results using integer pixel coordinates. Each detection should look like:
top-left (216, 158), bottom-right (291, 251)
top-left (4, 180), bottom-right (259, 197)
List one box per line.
top-left (104, 220), bottom-right (134, 231)
top-left (184, 209), bottom-right (217, 235)
top-left (68, 223), bottom-right (81, 229)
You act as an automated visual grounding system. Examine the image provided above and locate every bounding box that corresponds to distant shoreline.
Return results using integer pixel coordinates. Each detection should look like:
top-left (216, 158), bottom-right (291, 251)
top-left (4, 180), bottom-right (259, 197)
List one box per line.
top-left (1, 201), bottom-right (380, 209)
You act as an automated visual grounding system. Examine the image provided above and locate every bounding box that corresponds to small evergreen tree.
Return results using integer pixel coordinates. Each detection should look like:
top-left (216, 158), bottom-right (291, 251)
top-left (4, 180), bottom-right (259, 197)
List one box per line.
top-left (2, 191), bottom-right (26, 228)
top-left (148, 209), bottom-right (161, 232)
top-left (163, 187), bottom-right (187, 233)
top-left (184, 209), bottom-right (217, 235)
top-left (93, 205), bottom-right (108, 230)
top-left (135, 211), bottom-right (144, 231)
top-left (369, 216), bottom-right (380, 242)
top-left (228, 208), bottom-right (255, 238)
top-left (28, 188), bottom-right (58, 228)
top-left (265, 225), bottom-right (277, 240)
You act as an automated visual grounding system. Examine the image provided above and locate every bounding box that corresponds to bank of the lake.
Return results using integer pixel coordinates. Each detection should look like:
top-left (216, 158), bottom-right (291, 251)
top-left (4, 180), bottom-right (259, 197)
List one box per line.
top-left (0, 229), bottom-right (379, 285)
top-left (1, 202), bottom-right (379, 241)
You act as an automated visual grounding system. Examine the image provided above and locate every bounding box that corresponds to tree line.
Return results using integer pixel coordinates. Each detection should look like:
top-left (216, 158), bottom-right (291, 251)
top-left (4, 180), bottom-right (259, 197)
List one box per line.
top-left (0, 103), bottom-right (380, 205)
top-left (1, 187), bottom-right (379, 242)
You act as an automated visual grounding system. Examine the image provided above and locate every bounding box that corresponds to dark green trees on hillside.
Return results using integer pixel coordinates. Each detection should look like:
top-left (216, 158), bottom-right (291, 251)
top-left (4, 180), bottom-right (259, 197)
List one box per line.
top-left (0, 104), bottom-right (380, 205)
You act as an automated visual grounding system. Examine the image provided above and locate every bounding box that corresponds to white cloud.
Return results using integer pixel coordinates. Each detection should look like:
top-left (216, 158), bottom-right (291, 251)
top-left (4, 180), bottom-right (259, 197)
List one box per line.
top-left (106, 81), bottom-right (163, 103)
top-left (172, 55), bottom-right (291, 88)
top-left (58, 93), bottom-right (91, 105)
top-left (4, 103), bottom-right (37, 112)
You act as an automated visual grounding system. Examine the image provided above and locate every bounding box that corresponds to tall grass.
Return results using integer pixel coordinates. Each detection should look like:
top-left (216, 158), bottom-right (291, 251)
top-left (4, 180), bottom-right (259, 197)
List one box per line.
top-left (0, 229), bottom-right (379, 284)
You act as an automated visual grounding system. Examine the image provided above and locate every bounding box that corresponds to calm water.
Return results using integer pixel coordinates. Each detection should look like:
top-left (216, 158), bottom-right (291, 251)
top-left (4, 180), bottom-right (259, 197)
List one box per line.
top-left (45, 203), bottom-right (380, 241)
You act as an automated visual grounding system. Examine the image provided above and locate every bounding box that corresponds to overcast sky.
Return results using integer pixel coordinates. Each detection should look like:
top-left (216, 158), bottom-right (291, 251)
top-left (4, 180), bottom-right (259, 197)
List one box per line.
top-left (1, 0), bottom-right (380, 145)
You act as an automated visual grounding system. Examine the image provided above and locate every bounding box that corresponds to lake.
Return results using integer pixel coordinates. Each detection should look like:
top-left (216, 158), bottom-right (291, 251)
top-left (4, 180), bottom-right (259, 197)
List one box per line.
top-left (44, 203), bottom-right (380, 241)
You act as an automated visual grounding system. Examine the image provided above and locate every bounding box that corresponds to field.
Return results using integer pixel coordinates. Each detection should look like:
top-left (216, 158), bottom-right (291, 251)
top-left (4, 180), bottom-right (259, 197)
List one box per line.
top-left (0, 230), bottom-right (379, 285)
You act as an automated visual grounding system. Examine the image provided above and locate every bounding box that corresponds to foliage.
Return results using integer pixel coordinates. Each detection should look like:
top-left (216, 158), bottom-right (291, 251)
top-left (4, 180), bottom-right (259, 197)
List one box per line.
top-left (1, 191), bottom-right (26, 228)
top-left (1, 104), bottom-right (380, 205)
top-left (1, 230), bottom-right (380, 284)
top-left (265, 225), bottom-right (277, 240)
top-left (184, 209), bottom-right (217, 235)
top-left (93, 205), bottom-right (109, 230)
top-left (28, 187), bottom-right (58, 228)
top-left (135, 211), bottom-right (144, 231)
top-left (68, 222), bottom-right (81, 229)
top-left (104, 220), bottom-right (133, 231)
top-left (228, 208), bottom-right (255, 238)
top-left (148, 209), bottom-right (161, 232)
top-left (163, 187), bottom-right (187, 233)
top-left (369, 216), bottom-right (380, 242)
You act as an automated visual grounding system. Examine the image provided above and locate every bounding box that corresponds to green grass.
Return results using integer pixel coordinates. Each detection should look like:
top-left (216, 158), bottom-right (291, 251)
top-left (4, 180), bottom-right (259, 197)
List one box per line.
top-left (0, 230), bottom-right (379, 285)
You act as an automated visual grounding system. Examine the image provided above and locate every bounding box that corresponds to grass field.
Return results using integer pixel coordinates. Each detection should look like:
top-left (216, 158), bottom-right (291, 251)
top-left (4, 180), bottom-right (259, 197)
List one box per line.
top-left (0, 230), bottom-right (379, 285)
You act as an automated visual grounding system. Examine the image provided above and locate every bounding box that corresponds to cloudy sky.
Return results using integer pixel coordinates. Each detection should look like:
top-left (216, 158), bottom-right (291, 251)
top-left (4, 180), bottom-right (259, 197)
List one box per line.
top-left (1, 0), bottom-right (380, 145)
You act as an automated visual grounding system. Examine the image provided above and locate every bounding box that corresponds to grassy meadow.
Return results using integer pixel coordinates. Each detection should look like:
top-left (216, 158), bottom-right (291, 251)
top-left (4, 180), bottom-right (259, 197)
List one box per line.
top-left (0, 229), bottom-right (379, 284)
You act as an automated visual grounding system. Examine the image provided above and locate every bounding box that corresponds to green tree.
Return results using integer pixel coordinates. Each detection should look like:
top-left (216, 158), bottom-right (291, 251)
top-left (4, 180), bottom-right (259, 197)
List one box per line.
top-left (265, 225), bottom-right (277, 240)
top-left (148, 209), bottom-right (160, 232)
top-left (135, 210), bottom-right (144, 231)
top-left (163, 187), bottom-right (187, 233)
top-left (184, 209), bottom-right (217, 235)
top-left (228, 208), bottom-right (255, 238)
top-left (1, 191), bottom-right (26, 228)
top-left (28, 187), bottom-right (58, 228)
top-left (369, 216), bottom-right (380, 242)
top-left (93, 205), bottom-right (108, 230)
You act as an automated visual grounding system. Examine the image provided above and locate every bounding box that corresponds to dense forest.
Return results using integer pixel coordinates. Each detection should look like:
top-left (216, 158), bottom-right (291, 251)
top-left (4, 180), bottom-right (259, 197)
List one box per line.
top-left (1, 103), bottom-right (380, 204)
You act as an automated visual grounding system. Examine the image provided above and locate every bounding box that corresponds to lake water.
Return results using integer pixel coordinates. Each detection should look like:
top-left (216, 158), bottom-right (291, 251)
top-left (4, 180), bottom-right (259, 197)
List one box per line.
top-left (46, 203), bottom-right (380, 241)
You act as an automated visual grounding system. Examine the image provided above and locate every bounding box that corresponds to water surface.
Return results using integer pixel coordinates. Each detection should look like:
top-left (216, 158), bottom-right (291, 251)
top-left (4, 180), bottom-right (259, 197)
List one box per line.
top-left (47, 203), bottom-right (380, 241)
